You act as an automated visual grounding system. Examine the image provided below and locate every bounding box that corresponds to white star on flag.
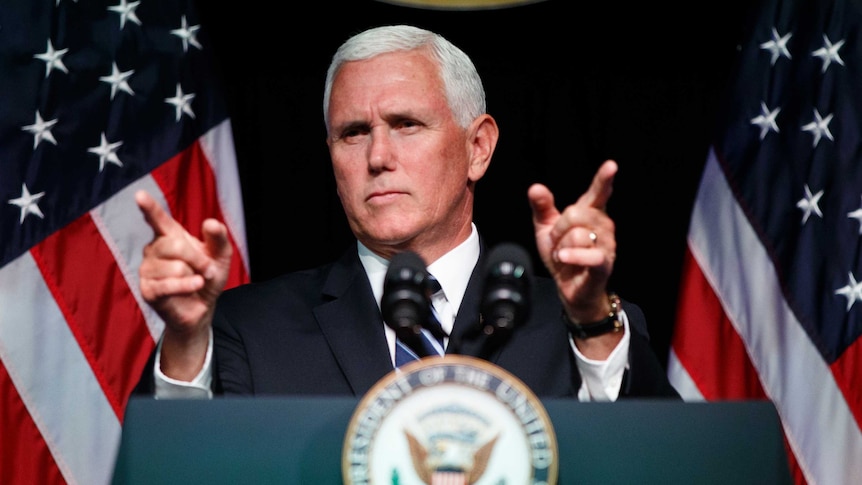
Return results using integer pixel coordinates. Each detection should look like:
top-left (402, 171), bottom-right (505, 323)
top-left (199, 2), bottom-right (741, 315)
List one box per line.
top-left (33, 39), bottom-right (68, 78)
top-left (801, 109), bottom-right (834, 147)
top-left (7, 183), bottom-right (46, 224)
top-left (835, 273), bottom-right (862, 311)
top-left (751, 101), bottom-right (781, 139)
top-left (21, 111), bottom-right (58, 149)
top-left (108, 0), bottom-right (142, 30)
top-left (87, 132), bottom-right (124, 171)
top-left (812, 34), bottom-right (845, 73)
top-left (760, 27), bottom-right (792, 65)
top-left (796, 184), bottom-right (824, 224)
top-left (171, 15), bottom-right (202, 52)
top-left (165, 83), bottom-right (196, 121)
top-left (99, 62), bottom-right (135, 100)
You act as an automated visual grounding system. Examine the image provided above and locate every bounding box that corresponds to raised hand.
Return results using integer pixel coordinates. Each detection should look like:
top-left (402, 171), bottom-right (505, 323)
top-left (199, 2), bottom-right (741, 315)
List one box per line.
top-left (135, 190), bottom-right (232, 379)
top-left (528, 160), bottom-right (618, 325)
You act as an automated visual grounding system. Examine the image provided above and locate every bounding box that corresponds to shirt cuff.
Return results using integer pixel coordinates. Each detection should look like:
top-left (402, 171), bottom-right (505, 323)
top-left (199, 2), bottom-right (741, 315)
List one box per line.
top-left (154, 328), bottom-right (214, 399)
top-left (571, 309), bottom-right (631, 402)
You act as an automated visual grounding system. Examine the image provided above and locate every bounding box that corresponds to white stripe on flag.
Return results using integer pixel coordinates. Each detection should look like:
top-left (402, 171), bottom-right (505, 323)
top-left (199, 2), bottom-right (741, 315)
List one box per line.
top-left (0, 253), bottom-right (120, 485)
top-left (200, 120), bottom-right (249, 270)
top-left (665, 349), bottom-right (704, 401)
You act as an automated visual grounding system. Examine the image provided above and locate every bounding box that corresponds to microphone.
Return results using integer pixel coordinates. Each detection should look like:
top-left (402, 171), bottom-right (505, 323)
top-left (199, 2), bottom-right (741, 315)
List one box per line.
top-left (381, 251), bottom-right (436, 358)
top-left (478, 242), bottom-right (532, 356)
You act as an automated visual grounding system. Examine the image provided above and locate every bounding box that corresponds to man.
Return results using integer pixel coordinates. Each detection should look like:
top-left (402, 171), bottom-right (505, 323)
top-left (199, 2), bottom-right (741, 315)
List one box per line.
top-left (133, 25), bottom-right (678, 400)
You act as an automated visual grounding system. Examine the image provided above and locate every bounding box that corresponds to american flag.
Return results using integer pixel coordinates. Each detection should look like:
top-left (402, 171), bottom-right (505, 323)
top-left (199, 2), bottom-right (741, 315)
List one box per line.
top-left (668, 0), bottom-right (862, 483)
top-left (0, 1), bottom-right (249, 484)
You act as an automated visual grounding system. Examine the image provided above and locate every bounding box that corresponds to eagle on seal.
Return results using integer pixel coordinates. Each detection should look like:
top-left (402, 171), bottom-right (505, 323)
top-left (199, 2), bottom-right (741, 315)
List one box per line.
top-left (405, 430), bottom-right (499, 484)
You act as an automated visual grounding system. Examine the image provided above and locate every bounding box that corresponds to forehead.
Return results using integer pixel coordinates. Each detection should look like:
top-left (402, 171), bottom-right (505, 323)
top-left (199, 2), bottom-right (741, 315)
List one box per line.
top-left (328, 50), bottom-right (448, 117)
top-left (335, 49), bottom-right (441, 87)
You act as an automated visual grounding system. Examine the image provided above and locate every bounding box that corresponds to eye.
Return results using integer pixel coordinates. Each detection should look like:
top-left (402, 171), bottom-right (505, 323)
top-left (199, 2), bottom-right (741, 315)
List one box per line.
top-left (338, 124), bottom-right (370, 142)
top-left (394, 118), bottom-right (422, 132)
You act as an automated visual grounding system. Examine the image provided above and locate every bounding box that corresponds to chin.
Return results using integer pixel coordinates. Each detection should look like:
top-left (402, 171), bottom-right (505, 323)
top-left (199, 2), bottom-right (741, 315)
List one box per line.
top-left (361, 226), bottom-right (419, 249)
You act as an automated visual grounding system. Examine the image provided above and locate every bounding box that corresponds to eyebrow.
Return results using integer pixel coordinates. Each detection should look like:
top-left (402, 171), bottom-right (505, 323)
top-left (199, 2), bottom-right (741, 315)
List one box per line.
top-left (331, 120), bottom-right (369, 137)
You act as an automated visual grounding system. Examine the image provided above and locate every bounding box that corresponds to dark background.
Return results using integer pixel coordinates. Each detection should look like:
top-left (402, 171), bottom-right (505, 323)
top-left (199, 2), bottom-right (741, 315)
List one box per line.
top-left (193, 0), bottom-right (757, 366)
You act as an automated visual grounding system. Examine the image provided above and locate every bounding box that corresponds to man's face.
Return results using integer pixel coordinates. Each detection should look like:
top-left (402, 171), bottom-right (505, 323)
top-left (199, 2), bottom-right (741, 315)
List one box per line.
top-left (326, 50), bottom-right (479, 260)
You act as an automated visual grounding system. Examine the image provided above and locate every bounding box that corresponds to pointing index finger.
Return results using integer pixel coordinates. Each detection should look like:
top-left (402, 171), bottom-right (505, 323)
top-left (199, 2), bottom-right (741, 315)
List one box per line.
top-left (579, 159), bottom-right (618, 210)
top-left (135, 190), bottom-right (180, 237)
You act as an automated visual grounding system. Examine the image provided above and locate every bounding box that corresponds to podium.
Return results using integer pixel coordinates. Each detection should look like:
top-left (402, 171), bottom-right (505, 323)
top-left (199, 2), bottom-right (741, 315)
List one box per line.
top-left (112, 397), bottom-right (791, 484)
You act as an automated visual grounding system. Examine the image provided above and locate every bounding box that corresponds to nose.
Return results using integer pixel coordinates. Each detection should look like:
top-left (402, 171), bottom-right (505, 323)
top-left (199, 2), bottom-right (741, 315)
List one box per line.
top-left (367, 129), bottom-right (396, 173)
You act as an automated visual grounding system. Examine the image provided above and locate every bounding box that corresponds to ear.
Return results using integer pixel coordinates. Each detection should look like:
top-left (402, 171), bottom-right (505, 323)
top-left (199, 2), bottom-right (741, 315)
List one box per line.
top-left (466, 114), bottom-right (499, 182)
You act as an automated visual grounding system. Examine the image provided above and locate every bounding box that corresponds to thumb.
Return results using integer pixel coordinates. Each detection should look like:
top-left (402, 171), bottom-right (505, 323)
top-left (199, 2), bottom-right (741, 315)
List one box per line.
top-left (528, 183), bottom-right (559, 227)
top-left (200, 218), bottom-right (232, 278)
top-left (528, 183), bottom-right (562, 269)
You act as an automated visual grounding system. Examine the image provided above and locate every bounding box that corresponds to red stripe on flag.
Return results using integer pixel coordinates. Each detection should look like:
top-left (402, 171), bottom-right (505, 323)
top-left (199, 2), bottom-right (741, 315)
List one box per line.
top-left (672, 248), bottom-right (768, 400)
top-left (0, 361), bottom-right (65, 485)
top-left (150, 140), bottom-right (250, 289)
top-left (830, 337), bottom-right (862, 434)
top-left (30, 214), bottom-right (155, 420)
top-left (786, 445), bottom-right (808, 485)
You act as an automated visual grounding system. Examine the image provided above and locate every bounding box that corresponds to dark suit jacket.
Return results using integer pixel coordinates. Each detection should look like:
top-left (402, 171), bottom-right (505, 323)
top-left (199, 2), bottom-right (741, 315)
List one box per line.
top-left (135, 245), bottom-right (679, 399)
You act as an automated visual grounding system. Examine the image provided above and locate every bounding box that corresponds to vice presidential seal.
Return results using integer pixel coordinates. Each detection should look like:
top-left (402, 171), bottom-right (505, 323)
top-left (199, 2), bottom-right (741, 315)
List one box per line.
top-left (342, 355), bottom-right (558, 484)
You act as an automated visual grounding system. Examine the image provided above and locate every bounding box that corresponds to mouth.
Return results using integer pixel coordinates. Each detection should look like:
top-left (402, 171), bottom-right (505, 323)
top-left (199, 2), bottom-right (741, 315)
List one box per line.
top-left (366, 190), bottom-right (406, 203)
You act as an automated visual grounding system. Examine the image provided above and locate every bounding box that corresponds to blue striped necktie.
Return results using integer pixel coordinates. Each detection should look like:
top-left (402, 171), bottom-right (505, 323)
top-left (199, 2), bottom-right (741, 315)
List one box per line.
top-left (394, 276), bottom-right (446, 367)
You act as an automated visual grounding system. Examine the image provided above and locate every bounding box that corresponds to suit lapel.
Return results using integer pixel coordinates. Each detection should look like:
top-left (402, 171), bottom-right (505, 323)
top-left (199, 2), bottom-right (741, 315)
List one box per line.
top-left (313, 247), bottom-right (394, 395)
top-left (448, 244), bottom-right (486, 358)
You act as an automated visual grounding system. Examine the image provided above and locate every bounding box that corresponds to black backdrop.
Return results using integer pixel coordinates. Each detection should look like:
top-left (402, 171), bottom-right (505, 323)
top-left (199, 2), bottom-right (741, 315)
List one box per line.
top-left (192, 0), bottom-right (755, 366)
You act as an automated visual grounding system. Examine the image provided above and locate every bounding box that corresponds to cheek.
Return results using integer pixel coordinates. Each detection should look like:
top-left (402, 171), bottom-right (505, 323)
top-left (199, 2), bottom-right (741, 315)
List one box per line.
top-left (332, 164), bottom-right (369, 214)
top-left (434, 149), bottom-right (470, 187)
top-left (424, 165), bottom-right (464, 210)
top-left (332, 165), bottom-right (354, 203)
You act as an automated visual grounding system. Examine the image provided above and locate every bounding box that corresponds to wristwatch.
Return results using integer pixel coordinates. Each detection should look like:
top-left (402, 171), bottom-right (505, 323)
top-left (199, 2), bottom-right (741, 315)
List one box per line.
top-left (564, 292), bottom-right (623, 339)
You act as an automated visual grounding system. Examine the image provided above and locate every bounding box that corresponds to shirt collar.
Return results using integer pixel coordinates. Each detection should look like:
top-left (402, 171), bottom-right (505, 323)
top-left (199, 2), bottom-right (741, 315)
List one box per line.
top-left (358, 223), bottom-right (480, 315)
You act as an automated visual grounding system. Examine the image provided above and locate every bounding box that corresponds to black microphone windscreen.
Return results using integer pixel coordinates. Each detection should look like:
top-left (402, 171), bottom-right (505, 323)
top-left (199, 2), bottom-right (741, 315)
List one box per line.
top-left (484, 242), bottom-right (533, 281)
top-left (381, 251), bottom-right (431, 335)
top-left (386, 251), bottom-right (428, 286)
top-left (481, 242), bottom-right (532, 332)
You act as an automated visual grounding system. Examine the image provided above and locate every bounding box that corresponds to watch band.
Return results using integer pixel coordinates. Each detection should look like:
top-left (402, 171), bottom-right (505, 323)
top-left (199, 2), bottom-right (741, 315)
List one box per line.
top-left (564, 292), bottom-right (623, 339)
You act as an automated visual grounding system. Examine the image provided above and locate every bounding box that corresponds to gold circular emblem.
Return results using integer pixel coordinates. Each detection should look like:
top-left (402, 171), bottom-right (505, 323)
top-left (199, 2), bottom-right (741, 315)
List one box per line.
top-left (342, 355), bottom-right (558, 484)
